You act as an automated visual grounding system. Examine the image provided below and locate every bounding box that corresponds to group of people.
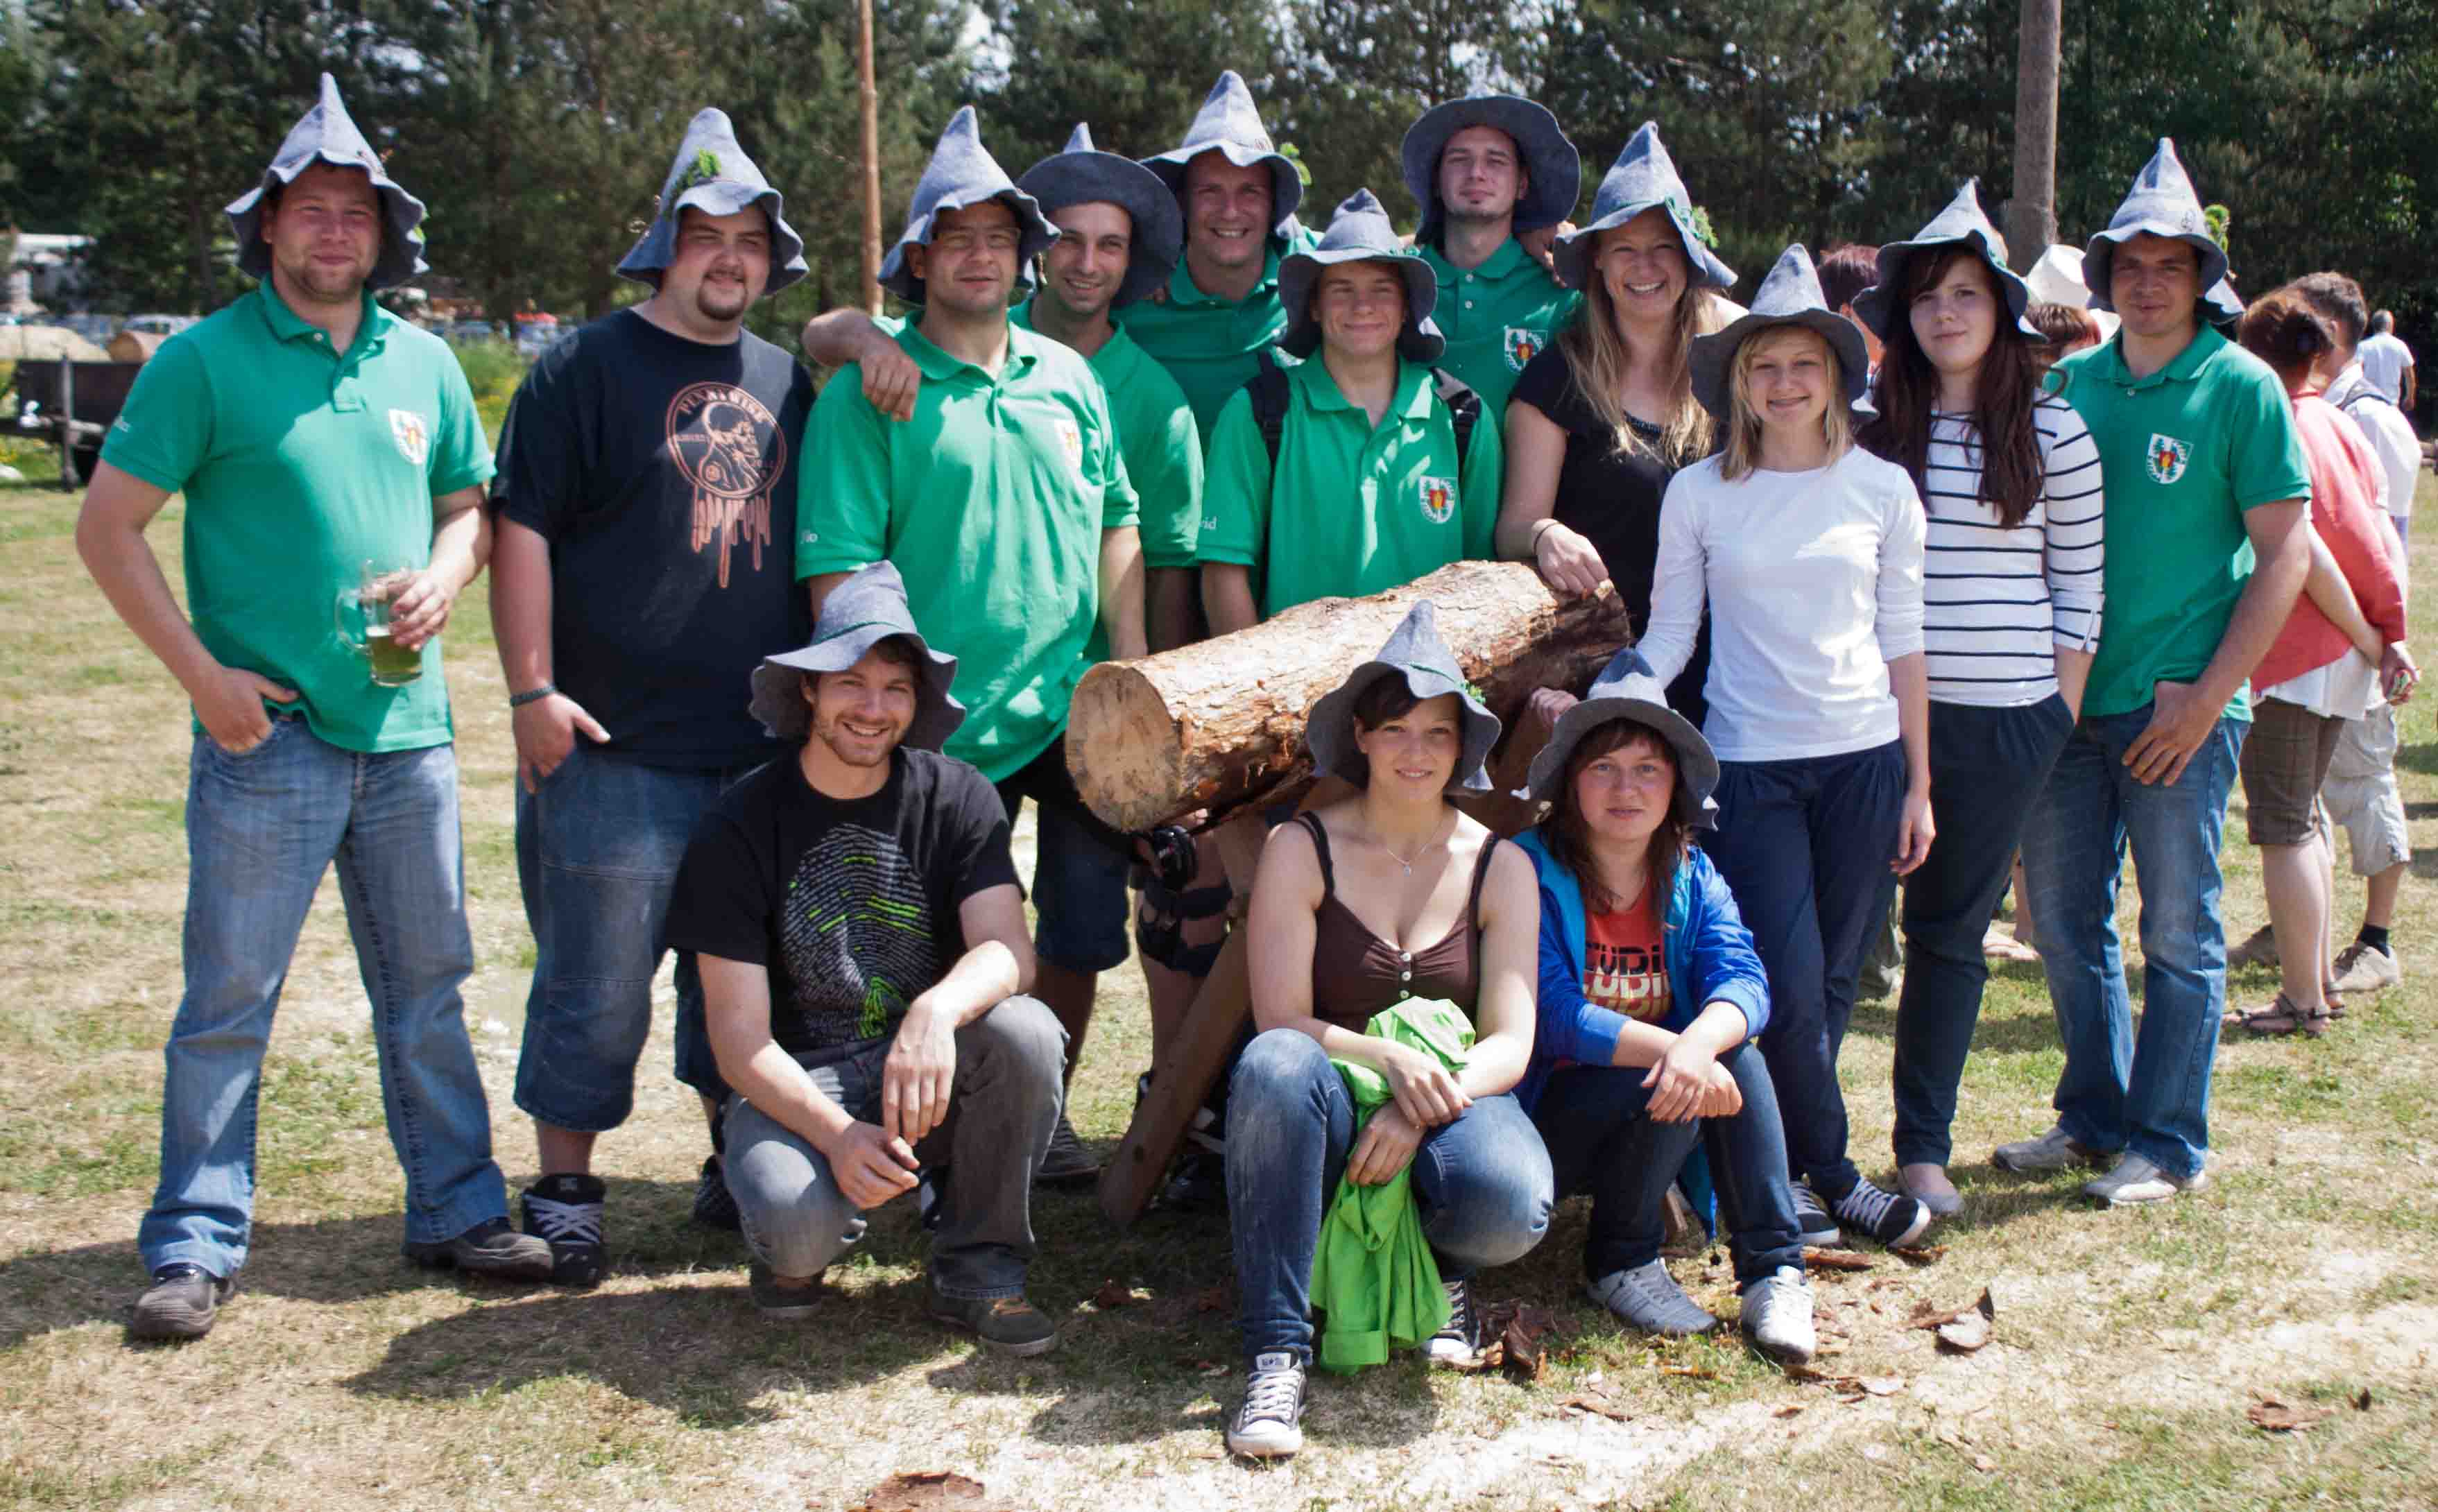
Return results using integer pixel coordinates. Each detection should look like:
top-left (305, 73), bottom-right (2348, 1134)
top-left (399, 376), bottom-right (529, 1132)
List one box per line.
top-left (70, 67), bottom-right (2423, 1465)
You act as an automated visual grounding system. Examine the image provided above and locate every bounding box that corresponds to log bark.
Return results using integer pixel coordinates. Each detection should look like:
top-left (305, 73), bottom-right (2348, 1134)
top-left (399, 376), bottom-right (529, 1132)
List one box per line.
top-left (1067, 561), bottom-right (1631, 833)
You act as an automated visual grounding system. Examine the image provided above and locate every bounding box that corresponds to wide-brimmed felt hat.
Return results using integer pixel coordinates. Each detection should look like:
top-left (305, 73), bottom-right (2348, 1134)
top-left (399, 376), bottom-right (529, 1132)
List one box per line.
top-left (617, 107), bottom-right (810, 295)
top-left (1305, 601), bottom-right (1500, 793)
top-left (881, 106), bottom-right (1059, 306)
top-left (1852, 180), bottom-right (2043, 342)
top-left (1017, 123), bottom-right (1183, 310)
top-left (1277, 189), bottom-right (1444, 363)
top-left (749, 562), bottom-right (963, 750)
top-left (226, 74), bottom-right (427, 292)
top-left (1522, 647), bottom-right (1718, 829)
top-left (1140, 71), bottom-right (1304, 236)
top-left (2083, 138), bottom-right (2243, 324)
top-left (1689, 244), bottom-right (1874, 424)
top-left (1400, 95), bottom-right (1580, 243)
top-left (1552, 123), bottom-right (1735, 294)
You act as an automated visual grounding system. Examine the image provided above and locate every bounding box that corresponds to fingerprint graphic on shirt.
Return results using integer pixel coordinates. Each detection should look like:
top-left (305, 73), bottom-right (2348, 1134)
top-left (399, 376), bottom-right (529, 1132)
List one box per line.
top-left (777, 822), bottom-right (941, 1049)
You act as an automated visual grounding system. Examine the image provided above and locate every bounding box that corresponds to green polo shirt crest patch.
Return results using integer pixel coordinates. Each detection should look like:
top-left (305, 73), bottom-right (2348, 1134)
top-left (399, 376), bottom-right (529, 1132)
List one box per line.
top-left (1418, 238), bottom-right (1581, 418)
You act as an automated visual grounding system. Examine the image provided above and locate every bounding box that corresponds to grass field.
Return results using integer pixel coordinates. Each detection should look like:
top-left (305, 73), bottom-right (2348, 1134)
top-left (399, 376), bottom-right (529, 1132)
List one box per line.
top-left (3, 472), bottom-right (2436, 1511)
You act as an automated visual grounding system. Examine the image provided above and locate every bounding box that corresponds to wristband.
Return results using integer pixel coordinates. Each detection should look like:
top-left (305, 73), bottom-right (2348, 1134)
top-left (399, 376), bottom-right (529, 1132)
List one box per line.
top-left (1529, 518), bottom-right (1561, 550)
top-left (509, 682), bottom-right (557, 709)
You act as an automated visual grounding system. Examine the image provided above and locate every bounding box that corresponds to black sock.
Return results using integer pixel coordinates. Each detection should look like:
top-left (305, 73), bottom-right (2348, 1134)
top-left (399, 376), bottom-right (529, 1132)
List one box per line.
top-left (2358, 924), bottom-right (2394, 957)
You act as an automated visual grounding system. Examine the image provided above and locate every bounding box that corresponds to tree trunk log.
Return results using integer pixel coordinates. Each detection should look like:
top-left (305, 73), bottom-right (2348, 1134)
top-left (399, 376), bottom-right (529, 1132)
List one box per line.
top-left (1066, 561), bottom-right (1632, 833)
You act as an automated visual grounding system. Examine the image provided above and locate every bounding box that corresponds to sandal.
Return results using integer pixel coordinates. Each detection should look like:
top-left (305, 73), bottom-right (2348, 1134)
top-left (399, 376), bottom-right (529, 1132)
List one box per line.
top-left (2235, 993), bottom-right (2333, 1038)
top-left (2321, 982), bottom-right (2347, 1020)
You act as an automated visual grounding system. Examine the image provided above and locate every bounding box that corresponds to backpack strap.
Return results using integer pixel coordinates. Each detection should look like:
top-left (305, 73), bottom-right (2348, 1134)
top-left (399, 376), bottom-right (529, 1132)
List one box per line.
top-left (1432, 367), bottom-right (1481, 470)
top-left (1248, 347), bottom-right (1292, 477)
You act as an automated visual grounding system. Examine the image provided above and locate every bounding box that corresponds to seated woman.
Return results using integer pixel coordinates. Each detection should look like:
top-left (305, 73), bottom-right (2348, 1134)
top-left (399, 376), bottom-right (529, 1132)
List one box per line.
top-left (1513, 649), bottom-right (1814, 1361)
top-left (1222, 603), bottom-right (1552, 1461)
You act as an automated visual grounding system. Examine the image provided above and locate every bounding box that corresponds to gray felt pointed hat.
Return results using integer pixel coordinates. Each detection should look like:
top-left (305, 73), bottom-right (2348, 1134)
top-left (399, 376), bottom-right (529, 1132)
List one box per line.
top-left (1305, 601), bottom-right (1501, 793)
top-left (1277, 189), bottom-right (1445, 363)
top-left (1400, 94), bottom-right (1581, 243)
top-left (225, 74), bottom-right (427, 292)
top-left (1141, 71), bottom-right (1304, 236)
top-left (1852, 180), bottom-right (2043, 342)
top-left (882, 106), bottom-right (1060, 305)
top-left (1689, 245), bottom-right (1874, 424)
top-left (1017, 123), bottom-right (1183, 309)
top-left (2083, 139), bottom-right (2243, 323)
top-left (749, 562), bottom-right (964, 750)
top-left (617, 108), bottom-right (809, 295)
top-left (1522, 647), bottom-right (1718, 827)
top-left (1552, 123), bottom-right (1736, 294)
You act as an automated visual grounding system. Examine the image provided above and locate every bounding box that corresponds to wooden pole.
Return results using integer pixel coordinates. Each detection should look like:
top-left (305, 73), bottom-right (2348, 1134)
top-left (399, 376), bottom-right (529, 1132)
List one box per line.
top-left (857, 0), bottom-right (884, 315)
top-left (2005, 0), bottom-right (2062, 270)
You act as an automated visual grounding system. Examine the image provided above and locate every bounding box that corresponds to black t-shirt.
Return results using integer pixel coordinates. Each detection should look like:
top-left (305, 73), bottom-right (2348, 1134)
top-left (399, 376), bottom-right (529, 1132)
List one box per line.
top-left (1510, 345), bottom-right (1712, 723)
top-left (492, 310), bottom-right (817, 766)
top-left (663, 748), bottom-right (1021, 1063)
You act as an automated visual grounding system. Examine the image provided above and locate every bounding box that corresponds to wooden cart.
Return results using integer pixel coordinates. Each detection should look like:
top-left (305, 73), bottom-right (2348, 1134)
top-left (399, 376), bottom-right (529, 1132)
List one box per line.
top-left (9, 357), bottom-right (142, 488)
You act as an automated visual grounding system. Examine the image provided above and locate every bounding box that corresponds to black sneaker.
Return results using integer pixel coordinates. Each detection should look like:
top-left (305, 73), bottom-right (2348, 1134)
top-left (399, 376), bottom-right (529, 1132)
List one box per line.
top-left (1423, 1277), bottom-right (1484, 1368)
top-left (130, 1263), bottom-right (237, 1341)
top-left (691, 1153), bottom-right (741, 1232)
top-left (520, 1173), bottom-right (608, 1287)
top-left (1159, 1149), bottom-right (1227, 1214)
top-left (1830, 1177), bottom-right (1933, 1248)
top-left (918, 1164), bottom-right (950, 1233)
top-left (1792, 1181), bottom-right (1842, 1246)
top-left (748, 1260), bottom-right (823, 1318)
top-left (403, 1217), bottom-right (553, 1280)
top-left (1034, 1112), bottom-right (1099, 1189)
top-left (925, 1280), bottom-right (1058, 1355)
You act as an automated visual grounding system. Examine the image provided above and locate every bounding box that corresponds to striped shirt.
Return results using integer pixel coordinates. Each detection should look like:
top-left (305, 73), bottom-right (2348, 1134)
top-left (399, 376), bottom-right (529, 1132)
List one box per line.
top-left (1917, 394), bottom-right (2104, 706)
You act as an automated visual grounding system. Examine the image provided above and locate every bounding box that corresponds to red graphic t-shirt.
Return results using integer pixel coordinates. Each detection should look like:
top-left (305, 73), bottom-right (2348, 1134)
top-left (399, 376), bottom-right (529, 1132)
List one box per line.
top-left (1583, 892), bottom-right (1670, 1024)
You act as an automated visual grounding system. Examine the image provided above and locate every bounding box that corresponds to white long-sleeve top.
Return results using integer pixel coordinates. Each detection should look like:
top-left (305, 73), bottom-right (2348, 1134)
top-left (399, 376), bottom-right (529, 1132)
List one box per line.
top-left (1640, 446), bottom-right (1927, 762)
top-left (1917, 393), bottom-right (2105, 707)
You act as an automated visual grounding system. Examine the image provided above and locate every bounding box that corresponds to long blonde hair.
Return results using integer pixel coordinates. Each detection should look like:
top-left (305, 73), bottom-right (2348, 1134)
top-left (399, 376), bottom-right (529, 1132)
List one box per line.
top-left (1719, 324), bottom-right (1855, 482)
top-left (1556, 269), bottom-right (1726, 467)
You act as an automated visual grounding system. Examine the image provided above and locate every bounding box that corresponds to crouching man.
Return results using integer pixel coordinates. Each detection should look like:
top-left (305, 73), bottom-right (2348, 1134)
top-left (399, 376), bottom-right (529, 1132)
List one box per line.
top-left (662, 562), bottom-right (1066, 1354)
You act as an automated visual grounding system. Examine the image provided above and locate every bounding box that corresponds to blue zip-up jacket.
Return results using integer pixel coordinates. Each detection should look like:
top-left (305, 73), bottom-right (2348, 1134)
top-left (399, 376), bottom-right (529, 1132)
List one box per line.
top-left (1513, 826), bottom-right (1771, 1114)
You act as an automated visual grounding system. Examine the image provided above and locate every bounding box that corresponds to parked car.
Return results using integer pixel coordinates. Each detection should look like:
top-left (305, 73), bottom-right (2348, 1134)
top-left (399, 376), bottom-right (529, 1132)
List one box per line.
top-left (122, 313), bottom-right (200, 337)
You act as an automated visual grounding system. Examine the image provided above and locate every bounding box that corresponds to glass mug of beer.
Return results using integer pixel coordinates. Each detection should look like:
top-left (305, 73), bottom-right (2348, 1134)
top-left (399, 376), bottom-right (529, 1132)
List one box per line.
top-left (334, 560), bottom-right (424, 687)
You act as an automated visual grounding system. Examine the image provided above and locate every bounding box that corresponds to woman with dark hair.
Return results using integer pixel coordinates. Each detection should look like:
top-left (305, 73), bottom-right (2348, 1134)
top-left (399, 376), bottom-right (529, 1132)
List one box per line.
top-left (1219, 603), bottom-right (1550, 1460)
top-left (1851, 182), bottom-right (2104, 1215)
top-left (1512, 651), bottom-right (1814, 1361)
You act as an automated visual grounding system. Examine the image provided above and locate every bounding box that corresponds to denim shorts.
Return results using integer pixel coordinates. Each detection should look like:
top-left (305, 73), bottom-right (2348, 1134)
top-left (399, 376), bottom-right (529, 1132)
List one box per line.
top-left (995, 737), bottom-right (1133, 974)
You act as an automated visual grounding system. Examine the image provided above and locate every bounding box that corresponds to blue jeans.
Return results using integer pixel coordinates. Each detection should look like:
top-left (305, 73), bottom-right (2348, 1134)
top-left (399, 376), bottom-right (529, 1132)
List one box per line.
top-left (140, 716), bottom-right (506, 1276)
top-left (1699, 741), bottom-right (1907, 1200)
top-left (513, 746), bottom-right (754, 1130)
top-left (723, 996), bottom-right (1065, 1298)
top-left (1534, 1042), bottom-right (1805, 1286)
top-left (1892, 695), bottom-right (2075, 1167)
top-left (2017, 704), bottom-right (2246, 1180)
top-left (1226, 1027), bottom-right (1554, 1364)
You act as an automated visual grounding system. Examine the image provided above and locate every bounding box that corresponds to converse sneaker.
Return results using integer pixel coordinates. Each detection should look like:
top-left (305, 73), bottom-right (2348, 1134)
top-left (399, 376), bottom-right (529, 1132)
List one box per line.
top-left (1738, 1266), bottom-right (1817, 1363)
top-left (130, 1263), bottom-right (237, 1341)
top-left (1226, 1352), bottom-right (1308, 1459)
top-left (1993, 1122), bottom-right (2109, 1173)
top-left (402, 1217), bottom-right (553, 1280)
top-left (1832, 1177), bottom-right (1932, 1248)
top-left (1423, 1277), bottom-right (1485, 1368)
top-left (748, 1260), bottom-right (823, 1318)
top-left (1585, 1259), bottom-right (1717, 1337)
top-left (2330, 939), bottom-right (2402, 997)
top-left (925, 1280), bottom-right (1058, 1355)
top-left (2084, 1151), bottom-right (2208, 1206)
top-left (1034, 1112), bottom-right (1099, 1188)
top-left (520, 1172), bottom-right (608, 1287)
top-left (691, 1153), bottom-right (742, 1232)
top-left (1791, 1181), bottom-right (1841, 1246)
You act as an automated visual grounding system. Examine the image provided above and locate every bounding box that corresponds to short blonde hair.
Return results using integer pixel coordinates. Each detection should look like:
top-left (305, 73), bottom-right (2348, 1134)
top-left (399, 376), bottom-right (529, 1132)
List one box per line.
top-left (1719, 323), bottom-right (1853, 482)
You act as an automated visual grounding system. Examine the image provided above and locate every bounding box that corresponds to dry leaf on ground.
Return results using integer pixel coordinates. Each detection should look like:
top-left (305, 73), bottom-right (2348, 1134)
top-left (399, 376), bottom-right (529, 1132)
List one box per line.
top-left (1478, 1299), bottom-right (1568, 1381)
top-left (1092, 1280), bottom-right (1140, 1309)
top-left (2247, 1398), bottom-right (2334, 1432)
top-left (1892, 1244), bottom-right (1949, 1266)
top-left (1190, 1283), bottom-right (1231, 1314)
top-left (1772, 1404), bottom-right (1804, 1418)
top-left (850, 1470), bottom-right (993, 1511)
top-left (2354, 1387), bottom-right (2373, 1411)
top-left (1860, 1376), bottom-right (1906, 1396)
top-left (1912, 1287), bottom-right (1996, 1352)
top-left (1561, 1394), bottom-right (1633, 1422)
top-left (1803, 1247), bottom-right (1875, 1272)
top-left (1658, 1364), bottom-right (1716, 1380)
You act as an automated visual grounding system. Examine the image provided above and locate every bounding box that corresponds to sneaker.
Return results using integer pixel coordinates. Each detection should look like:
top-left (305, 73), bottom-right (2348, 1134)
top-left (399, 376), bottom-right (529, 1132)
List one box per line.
top-left (129, 1263), bottom-right (237, 1341)
top-left (520, 1173), bottom-right (608, 1287)
top-left (1034, 1112), bottom-right (1099, 1189)
top-left (1423, 1278), bottom-right (1485, 1368)
top-left (1992, 1122), bottom-right (2110, 1174)
top-left (1585, 1259), bottom-right (1717, 1338)
top-left (1832, 1177), bottom-right (1932, 1248)
top-left (748, 1260), bottom-right (822, 1318)
top-left (2084, 1151), bottom-right (2208, 1206)
top-left (1791, 1181), bottom-right (1841, 1246)
top-left (1898, 1162), bottom-right (1964, 1219)
top-left (1158, 1148), bottom-right (1227, 1214)
top-left (691, 1153), bottom-right (742, 1232)
top-left (2330, 939), bottom-right (2402, 997)
top-left (1738, 1266), bottom-right (1817, 1363)
top-left (1226, 1352), bottom-right (1308, 1459)
top-left (2225, 922), bottom-right (2279, 970)
top-left (925, 1280), bottom-right (1058, 1356)
top-left (402, 1217), bottom-right (554, 1280)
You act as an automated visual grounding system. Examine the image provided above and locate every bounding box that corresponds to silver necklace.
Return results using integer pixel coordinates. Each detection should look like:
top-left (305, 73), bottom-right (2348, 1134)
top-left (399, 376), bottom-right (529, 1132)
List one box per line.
top-left (1380, 816), bottom-right (1448, 876)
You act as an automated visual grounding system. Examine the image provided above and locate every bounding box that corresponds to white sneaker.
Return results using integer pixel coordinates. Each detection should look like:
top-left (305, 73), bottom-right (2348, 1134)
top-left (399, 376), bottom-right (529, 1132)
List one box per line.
top-left (2083, 1152), bottom-right (2208, 1206)
top-left (2330, 940), bottom-right (2402, 997)
top-left (1993, 1122), bottom-right (2109, 1173)
top-left (1226, 1352), bottom-right (1307, 1459)
top-left (1739, 1266), bottom-right (1817, 1363)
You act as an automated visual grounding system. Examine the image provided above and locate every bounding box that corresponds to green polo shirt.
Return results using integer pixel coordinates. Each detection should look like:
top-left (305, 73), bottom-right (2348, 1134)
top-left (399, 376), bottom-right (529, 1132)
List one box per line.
top-left (2048, 323), bottom-right (2310, 720)
top-left (796, 315), bottom-right (1139, 782)
top-left (1418, 239), bottom-right (1581, 419)
top-left (1013, 301), bottom-right (1203, 571)
top-left (1117, 227), bottom-right (1321, 443)
top-left (1199, 355), bottom-right (1503, 618)
top-left (98, 284), bottom-right (494, 753)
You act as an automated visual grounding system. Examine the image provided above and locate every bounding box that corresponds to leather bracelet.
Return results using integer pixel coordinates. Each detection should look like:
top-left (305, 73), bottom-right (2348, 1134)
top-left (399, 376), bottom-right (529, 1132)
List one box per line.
top-left (1529, 518), bottom-right (1561, 550)
top-left (508, 682), bottom-right (556, 709)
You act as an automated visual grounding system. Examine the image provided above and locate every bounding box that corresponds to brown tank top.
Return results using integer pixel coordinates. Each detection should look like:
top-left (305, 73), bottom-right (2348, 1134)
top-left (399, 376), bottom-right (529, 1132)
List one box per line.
top-left (1300, 811), bottom-right (1497, 1034)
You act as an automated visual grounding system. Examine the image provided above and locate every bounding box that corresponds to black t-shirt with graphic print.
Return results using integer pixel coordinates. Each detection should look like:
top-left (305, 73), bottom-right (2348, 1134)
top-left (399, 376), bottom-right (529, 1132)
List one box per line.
top-left (492, 309), bottom-right (817, 766)
top-left (662, 747), bottom-right (1020, 1063)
